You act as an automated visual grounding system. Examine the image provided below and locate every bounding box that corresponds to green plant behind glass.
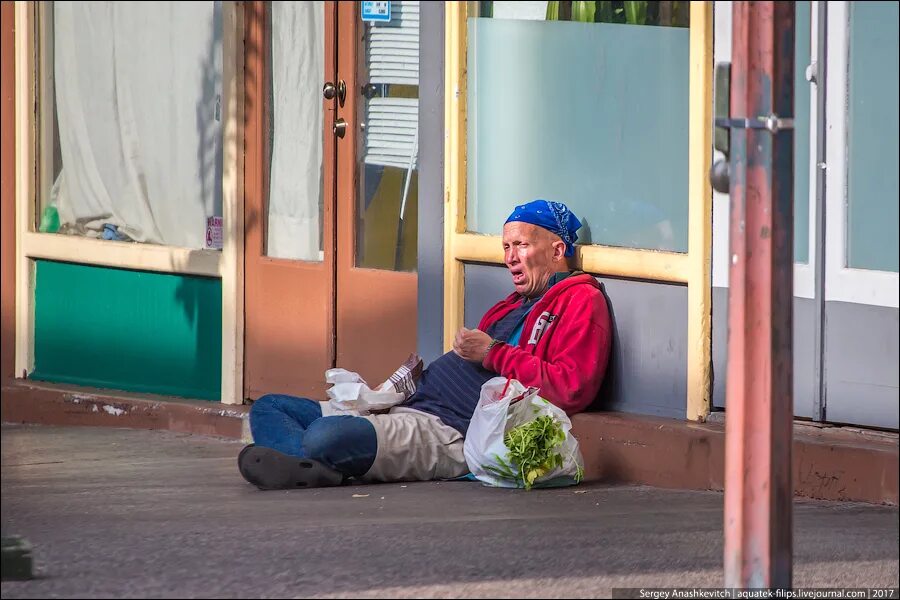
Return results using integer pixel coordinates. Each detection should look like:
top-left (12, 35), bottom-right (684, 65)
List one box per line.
top-left (544, 1), bottom-right (689, 26)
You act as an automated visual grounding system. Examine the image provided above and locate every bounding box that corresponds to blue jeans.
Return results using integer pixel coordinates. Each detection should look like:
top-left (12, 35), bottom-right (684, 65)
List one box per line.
top-left (249, 394), bottom-right (377, 477)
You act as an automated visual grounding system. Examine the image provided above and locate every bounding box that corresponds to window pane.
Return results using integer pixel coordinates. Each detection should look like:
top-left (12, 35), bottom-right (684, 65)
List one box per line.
top-left (846, 1), bottom-right (899, 272)
top-left (265, 1), bottom-right (324, 261)
top-left (466, 7), bottom-right (690, 252)
top-left (794, 1), bottom-right (811, 264)
top-left (38, 2), bottom-right (223, 250)
top-left (356, 1), bottom-right (419, 272)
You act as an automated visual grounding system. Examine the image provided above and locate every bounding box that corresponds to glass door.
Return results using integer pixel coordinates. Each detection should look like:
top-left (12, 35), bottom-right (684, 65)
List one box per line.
top-left (821, 1), bottom-right (899, 429)
top-left (243, 1), bottom-right (336, 400)
top-left (334, 1), bottom-right (418, 386)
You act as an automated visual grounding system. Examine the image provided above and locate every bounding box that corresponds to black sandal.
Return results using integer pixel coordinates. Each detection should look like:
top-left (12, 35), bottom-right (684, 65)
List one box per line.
top-left (238, 444), bottom-right (344, 490)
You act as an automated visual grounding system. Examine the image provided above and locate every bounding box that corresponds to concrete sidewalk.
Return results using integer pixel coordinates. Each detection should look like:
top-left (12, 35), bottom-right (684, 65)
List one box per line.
top-left (1, 424), bottom-right (898, 598)
top-left (5, 380), bottom-right (898, 504)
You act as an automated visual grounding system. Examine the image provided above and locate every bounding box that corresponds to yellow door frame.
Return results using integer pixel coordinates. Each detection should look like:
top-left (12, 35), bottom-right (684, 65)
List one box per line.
top-left (443, 1), bottom-right (713, 421)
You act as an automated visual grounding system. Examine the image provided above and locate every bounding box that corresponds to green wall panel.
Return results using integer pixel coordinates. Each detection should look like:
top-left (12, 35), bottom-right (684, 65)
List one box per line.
top-left (32, 260), bottom-right (222, 400)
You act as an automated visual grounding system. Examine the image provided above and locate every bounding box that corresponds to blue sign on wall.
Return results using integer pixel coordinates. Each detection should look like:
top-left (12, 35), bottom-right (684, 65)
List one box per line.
top-left (362, 1), bottom-right (391, 23)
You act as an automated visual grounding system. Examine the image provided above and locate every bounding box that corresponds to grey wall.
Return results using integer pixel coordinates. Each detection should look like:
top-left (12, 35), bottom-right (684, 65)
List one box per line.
top-left (464, 264), bottom-right (689, 419)
top-left (711, 288), bottom-right (818, 419)
top-left (824, 301), bottom-right (899, 429)
top-left (416, 2), bottom-right (445, 365)
top-left (711, 289), bottom-right (898, 430)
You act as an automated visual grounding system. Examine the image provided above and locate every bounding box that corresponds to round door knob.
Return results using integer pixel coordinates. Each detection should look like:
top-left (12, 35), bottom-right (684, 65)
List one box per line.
top-left (709, 158), bottom-right (730, 195)
top-left (323, 82), bottom-right (337, 100)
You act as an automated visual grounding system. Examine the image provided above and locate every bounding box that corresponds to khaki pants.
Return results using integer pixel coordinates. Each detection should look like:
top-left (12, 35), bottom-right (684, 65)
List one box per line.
top-left (359, 409), bottom-right (468, 482)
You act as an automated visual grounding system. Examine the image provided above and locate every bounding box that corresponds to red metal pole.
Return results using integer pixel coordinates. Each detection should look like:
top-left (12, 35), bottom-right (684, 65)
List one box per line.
top-left (724, 1), bottom-right (795, 589)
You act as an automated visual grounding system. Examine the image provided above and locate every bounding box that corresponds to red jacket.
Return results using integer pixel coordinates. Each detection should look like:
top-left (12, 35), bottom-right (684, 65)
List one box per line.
top-left (478, 273), bottom-right (611, 415)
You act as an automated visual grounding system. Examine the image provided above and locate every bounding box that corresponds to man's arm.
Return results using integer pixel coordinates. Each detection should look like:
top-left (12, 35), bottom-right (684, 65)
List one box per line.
top-left (482, 288), bottom-right (611, 415)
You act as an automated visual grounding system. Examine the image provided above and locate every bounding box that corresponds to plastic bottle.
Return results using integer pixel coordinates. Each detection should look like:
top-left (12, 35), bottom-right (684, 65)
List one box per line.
top-left (38, 205), bottom-right (60, 233)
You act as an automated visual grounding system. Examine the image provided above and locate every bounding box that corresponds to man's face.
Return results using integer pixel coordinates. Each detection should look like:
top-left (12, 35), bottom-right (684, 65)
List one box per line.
top-left (502, 222), bottom-right (566, 298)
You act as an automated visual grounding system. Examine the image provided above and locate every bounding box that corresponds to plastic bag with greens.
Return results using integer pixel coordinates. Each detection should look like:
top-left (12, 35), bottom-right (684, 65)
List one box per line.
top-left (464, 377), bottom-right (584, 489)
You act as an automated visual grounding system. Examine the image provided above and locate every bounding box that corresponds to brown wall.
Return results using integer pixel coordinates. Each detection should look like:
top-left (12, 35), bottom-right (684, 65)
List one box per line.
top-left (1, 1), bottom-right (16, 380)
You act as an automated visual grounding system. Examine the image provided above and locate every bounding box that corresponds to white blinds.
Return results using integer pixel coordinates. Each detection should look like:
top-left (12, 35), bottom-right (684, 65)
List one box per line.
top-left (364, 98), bottom-right (418, 170)
top-left (364, 0), bottom-right (419, 171)
top-left (367, 0), bottom-right (419, 85)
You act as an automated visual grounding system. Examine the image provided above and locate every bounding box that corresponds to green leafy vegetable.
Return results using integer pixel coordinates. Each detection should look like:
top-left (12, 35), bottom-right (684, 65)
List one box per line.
top-left (504, 414), bottom-right (567, 490)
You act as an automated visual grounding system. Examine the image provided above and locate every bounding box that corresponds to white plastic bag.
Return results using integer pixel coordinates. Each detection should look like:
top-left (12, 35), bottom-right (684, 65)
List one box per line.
top-left (325, 368), bottom-right (405, 415)
top-left (464, 377), bottom-right (584, 489)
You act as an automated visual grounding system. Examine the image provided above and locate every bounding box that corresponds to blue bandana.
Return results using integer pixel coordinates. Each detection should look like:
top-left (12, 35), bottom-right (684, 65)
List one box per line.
top-left (505, 199), bottom-right (581, 257)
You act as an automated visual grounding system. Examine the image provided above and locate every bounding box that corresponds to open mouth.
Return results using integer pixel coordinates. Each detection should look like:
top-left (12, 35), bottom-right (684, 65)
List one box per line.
top-left (510, 270), bottom-right (525, 285)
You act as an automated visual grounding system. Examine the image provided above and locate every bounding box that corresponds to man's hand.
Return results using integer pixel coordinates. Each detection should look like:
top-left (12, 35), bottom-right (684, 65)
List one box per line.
top-left (453, 328), bottom-right (493, 363)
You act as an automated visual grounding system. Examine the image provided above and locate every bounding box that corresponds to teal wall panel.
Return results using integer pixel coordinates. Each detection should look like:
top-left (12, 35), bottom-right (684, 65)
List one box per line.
top-left (466, 18), bottom-right (690, 252)
top-left (32, 260), bottom-right (222, 400)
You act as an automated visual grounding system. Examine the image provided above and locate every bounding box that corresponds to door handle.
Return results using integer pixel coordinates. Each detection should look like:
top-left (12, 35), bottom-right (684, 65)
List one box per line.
top-left (322, 81), bottom-right (347, 105)
top-left (333, 118), bottom-right (347, 138)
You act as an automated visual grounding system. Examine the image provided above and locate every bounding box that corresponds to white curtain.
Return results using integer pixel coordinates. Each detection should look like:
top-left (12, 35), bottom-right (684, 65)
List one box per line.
top-left (267, 2), bottom-right (324, 261)
top-left (51, 1), bottom-right (223, 248)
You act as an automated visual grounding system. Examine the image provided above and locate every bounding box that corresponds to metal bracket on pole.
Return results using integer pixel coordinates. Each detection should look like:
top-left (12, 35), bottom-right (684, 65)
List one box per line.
top-left (715, 115), bottom-right (795, 133)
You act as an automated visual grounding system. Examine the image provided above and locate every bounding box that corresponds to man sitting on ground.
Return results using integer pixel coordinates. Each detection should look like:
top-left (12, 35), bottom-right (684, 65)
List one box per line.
top-left (238, 199), bottom-right (612, 489)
